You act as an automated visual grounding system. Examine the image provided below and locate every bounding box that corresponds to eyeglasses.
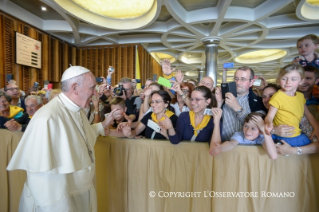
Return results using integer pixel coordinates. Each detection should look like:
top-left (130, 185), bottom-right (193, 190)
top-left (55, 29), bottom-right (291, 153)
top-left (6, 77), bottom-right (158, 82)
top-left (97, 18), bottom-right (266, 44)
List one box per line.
top-left (190, 98), bottom-right (206, 102)
top-left (150, 100), bottom-right (164, 104)
top-left (5, 87), bottom-right (20, 91)
top-left (233, 77), bottom-right (251, 82)
top-left (181, 89), bottom-right (190, 94)
top-left (200, 81), bottom-right (211, 86)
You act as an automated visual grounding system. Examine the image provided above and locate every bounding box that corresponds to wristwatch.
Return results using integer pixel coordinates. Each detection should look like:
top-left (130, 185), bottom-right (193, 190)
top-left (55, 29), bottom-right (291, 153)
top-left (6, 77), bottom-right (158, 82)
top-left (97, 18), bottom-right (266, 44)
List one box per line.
top-left (236, 107), bottom-right (243, 115)
top-left (297, 147), bottom-right (302, 155)
top-left (94, 111), bottom-right (99, 115)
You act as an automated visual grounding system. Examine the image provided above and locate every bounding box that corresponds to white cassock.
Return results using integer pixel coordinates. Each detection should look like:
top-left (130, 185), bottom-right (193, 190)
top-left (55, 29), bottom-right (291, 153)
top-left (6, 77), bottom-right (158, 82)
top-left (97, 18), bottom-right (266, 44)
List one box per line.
top-left (7, 93), bottom-right (105, 212)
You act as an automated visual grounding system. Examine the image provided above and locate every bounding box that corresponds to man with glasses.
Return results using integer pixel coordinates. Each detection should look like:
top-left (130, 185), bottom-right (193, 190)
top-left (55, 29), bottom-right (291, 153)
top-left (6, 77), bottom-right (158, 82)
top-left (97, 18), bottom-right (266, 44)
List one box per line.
top-left (198, 76), bottom-right (214, 91)
top-left (119, 77), bottom-right (142, 120)
top-left (217, 66), bottom-right (266, 142)
top-left (4, 83), bottom-right (26, 111)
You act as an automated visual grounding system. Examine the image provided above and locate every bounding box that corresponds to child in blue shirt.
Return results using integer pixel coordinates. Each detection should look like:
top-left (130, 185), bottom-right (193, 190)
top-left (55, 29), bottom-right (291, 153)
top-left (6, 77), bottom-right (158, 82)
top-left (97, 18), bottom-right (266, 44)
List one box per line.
top-left (209, 112), bottom-right (277, 159)
top-left (293, 34), bottom-right (319, 69)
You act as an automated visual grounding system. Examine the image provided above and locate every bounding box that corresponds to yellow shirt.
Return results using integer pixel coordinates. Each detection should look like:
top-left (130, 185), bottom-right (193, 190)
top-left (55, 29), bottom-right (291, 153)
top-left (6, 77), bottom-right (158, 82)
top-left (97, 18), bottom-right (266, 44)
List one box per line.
top-left (269, 90), bottom-right (305, 137)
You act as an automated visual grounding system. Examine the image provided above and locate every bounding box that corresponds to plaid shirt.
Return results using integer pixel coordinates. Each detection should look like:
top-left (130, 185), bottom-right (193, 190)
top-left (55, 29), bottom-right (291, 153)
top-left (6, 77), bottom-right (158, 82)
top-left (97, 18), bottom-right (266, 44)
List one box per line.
top-left (221, 93), bottom-right (266, 142)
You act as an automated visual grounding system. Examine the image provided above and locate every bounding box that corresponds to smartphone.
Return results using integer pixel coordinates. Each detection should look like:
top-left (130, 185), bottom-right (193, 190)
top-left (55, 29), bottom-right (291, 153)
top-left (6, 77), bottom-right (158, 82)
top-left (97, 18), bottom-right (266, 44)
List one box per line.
top-left (33, 82), bottom-right (39, 88)
top-left (136, 79), bottom-right (141, 83)
top-left (47, 83), bottom-right (53, 89)
top-left (204, 108), bottom-right (214, 116)
top-left (147, 119), bottom-right (161, 133)
top-left (44, 80), bottom-right (49, 89)
top-left (223, 62), bottom-right (234, 69)
top-left (96, 77), bottom-right (103, 83)
top-left (6, 74), bottom-right (13, 82)
top-left (45, 90), bottom-right (50, 99)
top-left (108, 66), bottom-right (114, 73)
top-left (158, 76), bottom-right (172, 88)
top-left (153, 74), bottom-right (158, 82)
top-left (253, 79), bottom-right (261, 86)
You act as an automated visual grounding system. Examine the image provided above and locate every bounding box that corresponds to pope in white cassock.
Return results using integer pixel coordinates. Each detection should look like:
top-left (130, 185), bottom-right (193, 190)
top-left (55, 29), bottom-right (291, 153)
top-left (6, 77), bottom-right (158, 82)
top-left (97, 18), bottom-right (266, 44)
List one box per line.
top-left (7, 66), bottom-right (118, 211)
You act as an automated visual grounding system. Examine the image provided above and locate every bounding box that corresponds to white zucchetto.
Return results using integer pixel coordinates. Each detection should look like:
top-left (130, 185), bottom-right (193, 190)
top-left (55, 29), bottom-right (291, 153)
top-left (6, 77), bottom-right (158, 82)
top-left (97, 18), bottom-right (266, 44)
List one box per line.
top-left (61, 66), bottom-right (90, 82)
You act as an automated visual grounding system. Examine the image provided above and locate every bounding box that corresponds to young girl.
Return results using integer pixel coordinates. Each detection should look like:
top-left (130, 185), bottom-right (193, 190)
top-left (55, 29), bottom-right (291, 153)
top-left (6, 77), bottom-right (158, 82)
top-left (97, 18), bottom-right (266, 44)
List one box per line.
top-left (209, 111), bottom-right (277, 159)
top-left (265, 64), bottom-right (319, 148)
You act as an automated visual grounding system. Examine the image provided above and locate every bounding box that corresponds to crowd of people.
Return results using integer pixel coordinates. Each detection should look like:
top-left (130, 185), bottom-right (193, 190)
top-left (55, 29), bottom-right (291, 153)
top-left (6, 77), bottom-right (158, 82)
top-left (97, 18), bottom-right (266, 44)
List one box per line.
top-left (1, 34), bottom-right (319, 160)
top-left (2, 33), bottom-right (319, 210)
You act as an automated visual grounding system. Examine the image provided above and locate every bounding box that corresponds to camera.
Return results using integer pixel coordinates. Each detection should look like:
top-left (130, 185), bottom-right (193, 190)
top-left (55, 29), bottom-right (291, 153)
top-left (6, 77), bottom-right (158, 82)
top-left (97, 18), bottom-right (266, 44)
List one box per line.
top-left (113, 84), bottom-right (126, 96)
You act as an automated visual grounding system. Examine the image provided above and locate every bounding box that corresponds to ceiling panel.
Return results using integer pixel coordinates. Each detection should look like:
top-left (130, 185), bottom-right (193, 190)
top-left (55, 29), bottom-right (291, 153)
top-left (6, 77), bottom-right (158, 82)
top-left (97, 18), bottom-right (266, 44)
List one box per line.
top-left (10, 0), bottom-right (64, 20)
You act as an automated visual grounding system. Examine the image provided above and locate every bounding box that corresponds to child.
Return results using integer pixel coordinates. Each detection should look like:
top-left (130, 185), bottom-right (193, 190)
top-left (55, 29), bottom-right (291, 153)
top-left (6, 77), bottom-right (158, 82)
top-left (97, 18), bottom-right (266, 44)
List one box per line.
top-left (209, 111), bottom-right (277, 160)
top-left (265, 64), bottom-right (319, 148)
top-left (293, 34), bottom-right (319, 69)
top-left (106, 97), bottom-right (135, 129)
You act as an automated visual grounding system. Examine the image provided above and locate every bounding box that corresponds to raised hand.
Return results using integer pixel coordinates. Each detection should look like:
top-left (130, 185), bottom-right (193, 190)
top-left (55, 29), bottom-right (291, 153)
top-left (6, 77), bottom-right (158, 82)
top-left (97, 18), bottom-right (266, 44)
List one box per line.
top-left (211, 108), bottom-right (222, 124)
top-left (143, 87), bottom-right (153, 97)
top-left (264, 122), bottom-right (273, 135)
top-left (161, 59), bottom-right (175, 75)
top-left (225, 92), bottom-right (241, 111)
top-left (92, 90), bottom-right (100, 109)
top-left (209, 142), bottom-right (222, 156)
top-left (170, 81), bottom-right (183, 95)
top-left (175, 70), bottom-right (184, 83)
top-left (251, 115), bottom-right (265, 133)
top-left (158, 113), bottom-right (173, 129)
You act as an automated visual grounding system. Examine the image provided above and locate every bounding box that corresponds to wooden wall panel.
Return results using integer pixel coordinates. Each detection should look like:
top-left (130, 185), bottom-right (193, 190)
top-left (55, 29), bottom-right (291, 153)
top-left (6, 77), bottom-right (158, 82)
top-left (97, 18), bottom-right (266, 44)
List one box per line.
top-left (0, 15), bottom-right (4, 88)
top-left (0, 11), bottom-right (77, 91)
top-left (0, 11), bottom-right (160, 90)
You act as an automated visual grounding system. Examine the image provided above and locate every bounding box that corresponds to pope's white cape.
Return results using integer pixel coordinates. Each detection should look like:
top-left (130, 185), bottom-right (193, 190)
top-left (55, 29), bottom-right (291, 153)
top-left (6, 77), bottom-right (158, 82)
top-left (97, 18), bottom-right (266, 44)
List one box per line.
top-left (7, 92), bottom-right (105, 174)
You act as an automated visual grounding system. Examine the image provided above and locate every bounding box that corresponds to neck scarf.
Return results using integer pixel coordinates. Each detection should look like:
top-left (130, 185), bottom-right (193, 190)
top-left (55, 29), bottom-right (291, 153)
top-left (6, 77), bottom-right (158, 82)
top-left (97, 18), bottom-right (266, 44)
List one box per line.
top-left (151, 110), bottom-right (174, 123)
top-left (8, 105), bottom-right (24, 118)
top-left (163, 73), bottom-right (175, 80)
top-left (189, 111), bottom-right (210, 136)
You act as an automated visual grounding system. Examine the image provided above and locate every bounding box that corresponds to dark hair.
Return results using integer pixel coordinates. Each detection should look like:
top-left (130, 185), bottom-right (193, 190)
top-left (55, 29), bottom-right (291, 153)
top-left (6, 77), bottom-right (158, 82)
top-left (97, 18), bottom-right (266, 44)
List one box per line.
top-left (244, 112), bottom-right (265, 123)
top-left (149, 82), bottom-right (164, 91)
top-left (236, 66), bottom-right (255, 80)
top-left (192, 86), bottom-right (214, 108)
top-left (0, 91), bottom-right (12, 102)
top-left (151, 90), bottom-right (175, 113)
top-left (303, 65), bottom-right (319, 80)
top-left (263, 83), bottom-right (280, 92)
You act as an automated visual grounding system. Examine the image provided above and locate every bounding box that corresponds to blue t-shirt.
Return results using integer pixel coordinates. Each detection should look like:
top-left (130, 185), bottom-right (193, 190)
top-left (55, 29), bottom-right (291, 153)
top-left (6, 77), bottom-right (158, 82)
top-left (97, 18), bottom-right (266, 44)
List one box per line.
top-left (230, 131), bottom-right (264, 145)
top-left (294, 55), bottom-right (319, 69)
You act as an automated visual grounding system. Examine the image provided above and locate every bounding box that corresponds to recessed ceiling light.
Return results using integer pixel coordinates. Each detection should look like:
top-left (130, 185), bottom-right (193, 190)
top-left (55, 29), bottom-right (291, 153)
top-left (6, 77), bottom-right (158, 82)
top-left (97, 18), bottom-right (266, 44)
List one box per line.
top-left (41, 7), bottom-right (47, 11)
top-left (234, 49), bottom-right (287, 64)
top-left (71, 0), bottom-right (154, 19)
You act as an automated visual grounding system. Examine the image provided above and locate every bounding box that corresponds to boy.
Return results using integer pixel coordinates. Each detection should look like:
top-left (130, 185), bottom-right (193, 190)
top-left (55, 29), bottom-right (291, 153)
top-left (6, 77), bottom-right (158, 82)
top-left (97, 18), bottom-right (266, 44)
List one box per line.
top-left (209, 112), bottom-right (277, 159)
top-left (293, 34), bottom-right (319, 69)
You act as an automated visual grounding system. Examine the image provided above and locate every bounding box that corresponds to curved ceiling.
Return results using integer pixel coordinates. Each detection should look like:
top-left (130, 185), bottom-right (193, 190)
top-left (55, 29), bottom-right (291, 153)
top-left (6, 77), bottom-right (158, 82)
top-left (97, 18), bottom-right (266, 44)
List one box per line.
top-left (2, 0), bottom-right (319, 83)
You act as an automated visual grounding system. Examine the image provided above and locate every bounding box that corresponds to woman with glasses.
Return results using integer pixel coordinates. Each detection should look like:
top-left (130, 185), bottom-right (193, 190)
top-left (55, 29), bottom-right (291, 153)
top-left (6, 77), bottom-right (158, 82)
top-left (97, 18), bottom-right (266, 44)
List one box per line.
top-left (159, 86), bottom-right (220, 144)
top-left (120, 90), bottom-right (178, 139)
top-left (0, 92), bottom-right (24, 119)
top-left (170, 82), bottom-right (194, 116)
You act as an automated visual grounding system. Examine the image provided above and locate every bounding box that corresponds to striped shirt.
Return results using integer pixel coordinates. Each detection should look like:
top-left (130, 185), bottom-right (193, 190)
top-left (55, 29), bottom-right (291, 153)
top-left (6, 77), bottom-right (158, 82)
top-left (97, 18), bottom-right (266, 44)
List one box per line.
top-left (221, 93), bottom-right (265, 142)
